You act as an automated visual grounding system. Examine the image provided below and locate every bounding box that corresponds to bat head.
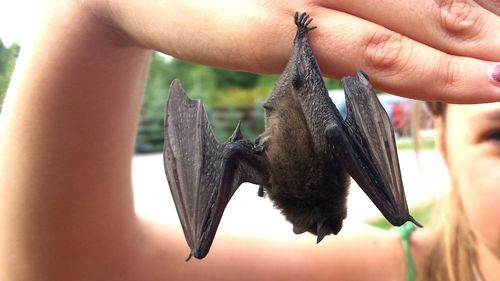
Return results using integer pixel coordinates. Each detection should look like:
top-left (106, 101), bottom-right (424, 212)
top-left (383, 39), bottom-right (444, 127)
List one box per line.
top-left (291, 214), bottom-right (344, 244)
top-left (270, 184), bottom-right (348, 244)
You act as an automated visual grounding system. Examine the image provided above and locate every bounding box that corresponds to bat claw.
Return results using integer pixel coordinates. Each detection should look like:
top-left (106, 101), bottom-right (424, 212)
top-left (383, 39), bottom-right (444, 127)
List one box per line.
top-left (294, 11), bottom-right (317, 33)
top-left (228, 121), bottom-right (243, 142)
top-left (408, 215), bottom-right (423, 228)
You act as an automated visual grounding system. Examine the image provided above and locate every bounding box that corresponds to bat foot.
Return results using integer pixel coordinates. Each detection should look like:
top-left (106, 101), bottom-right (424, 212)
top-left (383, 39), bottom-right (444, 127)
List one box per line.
top-left (294, 12), bottom-right (317, 35)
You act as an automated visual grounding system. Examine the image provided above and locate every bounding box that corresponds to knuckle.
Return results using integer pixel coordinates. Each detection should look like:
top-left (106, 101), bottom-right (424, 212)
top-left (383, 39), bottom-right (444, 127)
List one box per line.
top-left (435, 0), bottom-right (484, 39)
top-left (437, 56), bottom-right (463, 90)
top-left (362, 31), bottom-right (407, 73)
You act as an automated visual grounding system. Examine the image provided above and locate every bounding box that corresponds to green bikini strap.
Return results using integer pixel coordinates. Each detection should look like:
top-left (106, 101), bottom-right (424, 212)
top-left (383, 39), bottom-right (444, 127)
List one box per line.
top-left (398, 221), bottom-right (417, 281)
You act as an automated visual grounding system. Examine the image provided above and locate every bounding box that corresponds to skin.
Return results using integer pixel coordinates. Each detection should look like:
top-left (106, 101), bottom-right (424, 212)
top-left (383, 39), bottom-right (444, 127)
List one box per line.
top-left (439, 103), bottom-right (500, 281)
top-left (0, 0), bottom-right (499, 280)
top-left (60, 0), bottom-right (500, 102)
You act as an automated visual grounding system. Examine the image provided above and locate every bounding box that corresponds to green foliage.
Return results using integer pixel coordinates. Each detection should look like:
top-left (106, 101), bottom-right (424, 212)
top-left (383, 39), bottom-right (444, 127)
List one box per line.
top-left (135, 54), bottom-right (169, 153)
top-left (396, 137), bottom-right (436, 150)
top-left (0, 45), bottom-right (344, 152)
top-left (208, 107), bottom-right (265, 143)
top-left (135, 52), bottom-right (347, 153)
top-left (369, 202), bottom-right (435, 229)
top-left (135, 53), bottom-right (276, 153)
top-left (212, 68), bottom-right (260, 89)
top-left (324, 78), bottom-right (343, 89)
top-left (0, 40), bottom-right (20, 109)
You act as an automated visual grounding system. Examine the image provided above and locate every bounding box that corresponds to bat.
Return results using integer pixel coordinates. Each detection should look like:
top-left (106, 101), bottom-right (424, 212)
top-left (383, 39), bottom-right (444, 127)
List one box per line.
top-left (163, 12), bottom-right (421, 260)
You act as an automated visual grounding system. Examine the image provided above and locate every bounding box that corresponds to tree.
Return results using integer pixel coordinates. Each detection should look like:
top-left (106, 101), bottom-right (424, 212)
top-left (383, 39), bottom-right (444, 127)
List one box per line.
top-left (135, 53), bottom-right (172, 153)
top-left (135, 53), bottom-right (218, 153)
top-left (0, 40), bottom-right (20, 110)
top-left (135, 53), bottom-right (272, 153)
top-left (0, 44), bottom-right (342, 151)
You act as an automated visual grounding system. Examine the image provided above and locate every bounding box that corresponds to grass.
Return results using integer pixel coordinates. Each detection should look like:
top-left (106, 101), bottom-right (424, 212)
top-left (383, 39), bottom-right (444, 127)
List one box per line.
top-left (370, 133), bottom-right (437, 229)
top-left (368, 202), bottom-right (436, 230)
top-left (396, 137), bottom-right (435, 150)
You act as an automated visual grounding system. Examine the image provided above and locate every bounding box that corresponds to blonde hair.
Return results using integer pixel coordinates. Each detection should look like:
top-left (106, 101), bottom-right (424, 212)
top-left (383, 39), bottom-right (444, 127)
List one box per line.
top-left (414, 102), bottom-right (478, 281)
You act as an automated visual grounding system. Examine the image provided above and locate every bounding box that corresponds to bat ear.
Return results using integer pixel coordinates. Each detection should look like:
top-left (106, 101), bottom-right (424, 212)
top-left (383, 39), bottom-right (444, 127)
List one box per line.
top-left (228, 121), bottom-right (243, 142)
top-left (292, 225), bottom-right (307, 235)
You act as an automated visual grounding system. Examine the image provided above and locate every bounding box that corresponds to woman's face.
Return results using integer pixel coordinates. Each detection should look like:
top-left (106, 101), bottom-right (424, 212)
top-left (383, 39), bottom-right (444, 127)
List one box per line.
top-left (440, 103), bottom-right (500, 257)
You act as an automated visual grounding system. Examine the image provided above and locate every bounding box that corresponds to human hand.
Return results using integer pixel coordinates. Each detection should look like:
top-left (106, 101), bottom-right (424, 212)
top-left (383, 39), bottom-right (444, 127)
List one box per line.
top-left (91, 0), bottom-right (500, 103)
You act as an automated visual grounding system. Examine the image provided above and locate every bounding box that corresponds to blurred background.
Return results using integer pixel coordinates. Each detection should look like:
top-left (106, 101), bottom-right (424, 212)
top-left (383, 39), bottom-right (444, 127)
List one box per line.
top-left (0, 48), bottom-right (434, 153)
top-left (0, 1), bottom-right (447, 239)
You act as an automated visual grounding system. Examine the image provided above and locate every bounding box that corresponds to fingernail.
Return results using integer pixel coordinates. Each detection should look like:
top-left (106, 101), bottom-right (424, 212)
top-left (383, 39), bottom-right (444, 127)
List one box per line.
top-left (487, 64), bottom-right (500, 84)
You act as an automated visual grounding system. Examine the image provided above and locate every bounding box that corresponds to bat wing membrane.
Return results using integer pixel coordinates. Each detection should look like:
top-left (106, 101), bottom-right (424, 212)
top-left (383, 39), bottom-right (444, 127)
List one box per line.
top-left (336, 72), bottom-right (420, 226)
top-left (164, 79), bottom-right (265, 260)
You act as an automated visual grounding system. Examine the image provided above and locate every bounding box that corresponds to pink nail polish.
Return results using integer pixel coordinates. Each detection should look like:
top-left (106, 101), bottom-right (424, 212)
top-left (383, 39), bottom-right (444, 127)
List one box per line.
top-left (487, 64), bottom-right (500, 83)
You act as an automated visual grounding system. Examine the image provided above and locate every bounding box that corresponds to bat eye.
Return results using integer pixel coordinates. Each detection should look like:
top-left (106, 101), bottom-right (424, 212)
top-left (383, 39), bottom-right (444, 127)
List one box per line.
top-left (292, 72), bottom-right (303, 89)
top-left (263, 103), bottom-right (273, 111)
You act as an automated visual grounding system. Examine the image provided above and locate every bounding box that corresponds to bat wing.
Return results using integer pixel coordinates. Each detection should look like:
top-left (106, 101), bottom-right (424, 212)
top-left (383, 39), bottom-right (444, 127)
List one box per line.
top-left (163, 79), bottom-right (266, 260)
top-left (328, 72), bottom-right (420, 227)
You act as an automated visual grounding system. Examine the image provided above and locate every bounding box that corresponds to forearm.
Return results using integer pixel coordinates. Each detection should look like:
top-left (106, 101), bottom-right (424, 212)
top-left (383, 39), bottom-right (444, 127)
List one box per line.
top-left (0, 1), bottom-right (150, 279)
top-left (97, 0), bottom-right (293, 73)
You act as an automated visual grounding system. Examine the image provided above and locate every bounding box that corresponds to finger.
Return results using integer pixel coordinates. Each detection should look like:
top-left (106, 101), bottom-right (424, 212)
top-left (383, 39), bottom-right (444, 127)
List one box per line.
top-left (309, 10), bottom-right (500, 103)
top-left (322, 0), bottom-right (500, 62)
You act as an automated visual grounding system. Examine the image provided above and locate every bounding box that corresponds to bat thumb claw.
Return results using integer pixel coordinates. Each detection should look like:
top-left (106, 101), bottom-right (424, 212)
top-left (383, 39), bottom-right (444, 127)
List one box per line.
top-left (228, 121), bottom-right (243, 142)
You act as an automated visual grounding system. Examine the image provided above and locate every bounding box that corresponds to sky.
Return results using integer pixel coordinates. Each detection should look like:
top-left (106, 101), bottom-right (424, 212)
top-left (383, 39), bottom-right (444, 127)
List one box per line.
top-left (0, 0), bottom-right (42, 46)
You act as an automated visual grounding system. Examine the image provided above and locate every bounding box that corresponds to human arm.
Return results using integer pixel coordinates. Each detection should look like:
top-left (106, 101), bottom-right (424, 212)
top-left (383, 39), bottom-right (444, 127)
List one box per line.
top-left (138, 221), bottom-right (408, 281)
top-left (0, 1), bottom-right (151, 280)
top-left (87, 0), bottom-right (500, 103)
top-left (0, 0), bottom-right (497, 280)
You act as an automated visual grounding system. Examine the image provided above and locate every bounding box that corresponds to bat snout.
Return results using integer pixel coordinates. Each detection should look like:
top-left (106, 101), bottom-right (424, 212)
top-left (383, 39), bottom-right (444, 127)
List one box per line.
top-left (290, 215), bottom-right (343, 244)
top-left (315, 216), bottom-right (342, 243)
